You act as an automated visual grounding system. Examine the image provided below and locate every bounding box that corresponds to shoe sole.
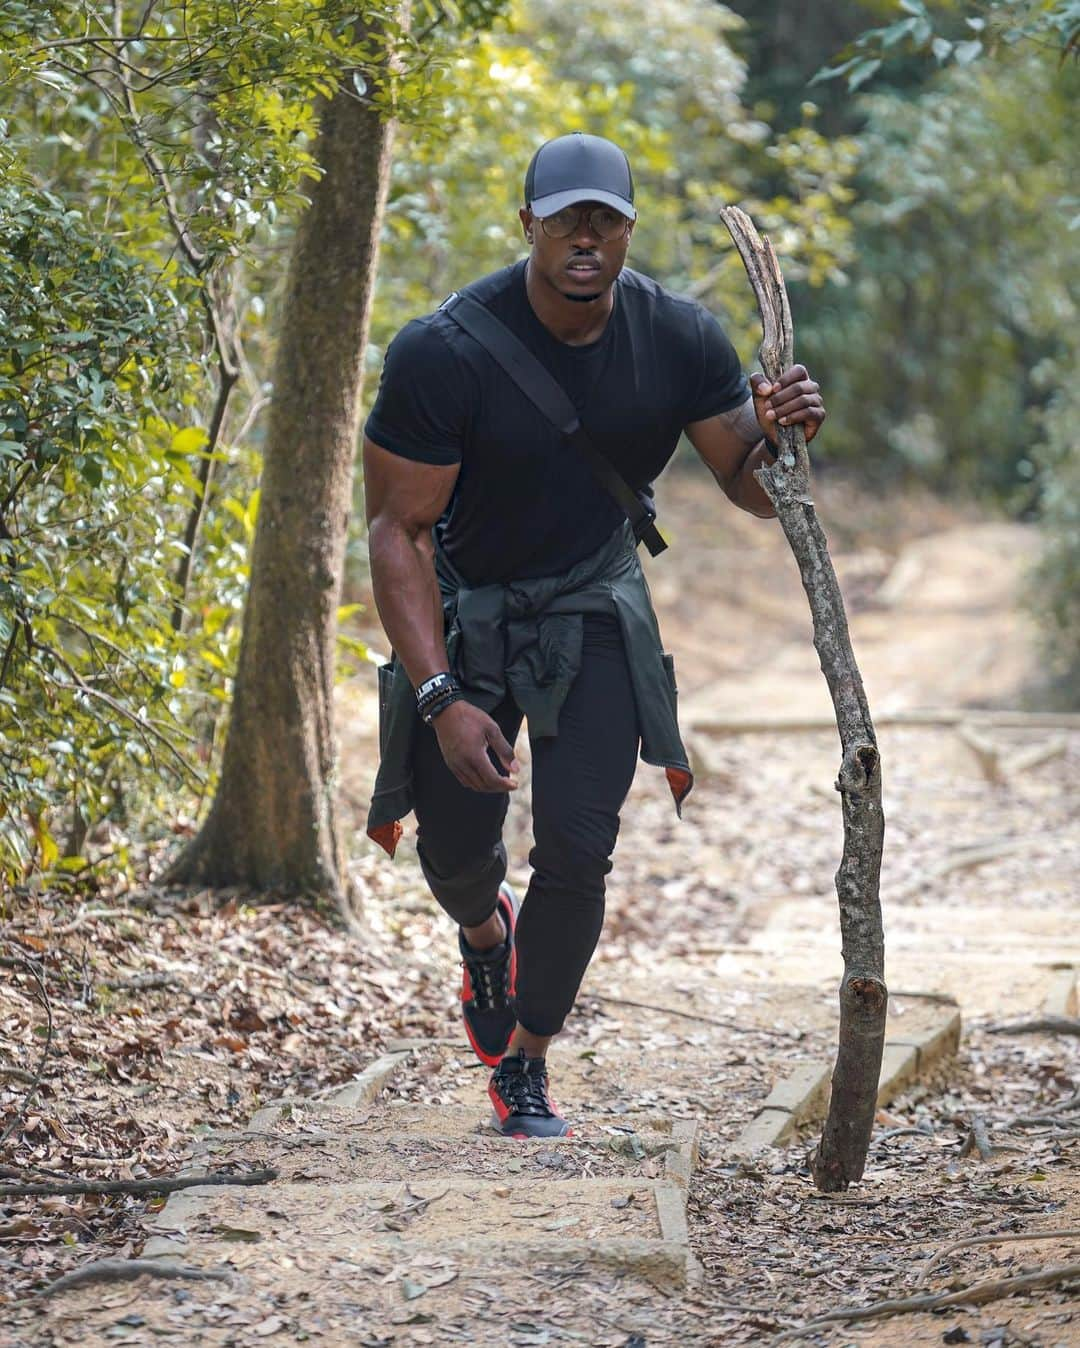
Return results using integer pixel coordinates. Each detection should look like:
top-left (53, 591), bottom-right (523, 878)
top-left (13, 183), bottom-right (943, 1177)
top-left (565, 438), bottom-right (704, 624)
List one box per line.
top-left (490, 1116), bottom-right (571, 1137)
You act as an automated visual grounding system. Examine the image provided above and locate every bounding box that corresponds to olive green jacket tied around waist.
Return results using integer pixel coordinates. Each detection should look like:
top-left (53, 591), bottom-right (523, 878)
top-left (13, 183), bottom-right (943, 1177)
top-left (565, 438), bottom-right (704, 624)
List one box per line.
top-left (366, 521), bottom-right (693, 857)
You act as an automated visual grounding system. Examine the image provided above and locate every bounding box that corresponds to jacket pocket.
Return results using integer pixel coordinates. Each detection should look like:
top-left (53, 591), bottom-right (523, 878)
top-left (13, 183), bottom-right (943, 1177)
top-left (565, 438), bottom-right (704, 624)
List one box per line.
top-left (661, 651), bottom-right (678, 699)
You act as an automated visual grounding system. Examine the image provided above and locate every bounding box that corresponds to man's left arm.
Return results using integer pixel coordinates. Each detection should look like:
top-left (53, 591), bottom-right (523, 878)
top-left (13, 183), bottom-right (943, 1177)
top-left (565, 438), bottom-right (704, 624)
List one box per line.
top-left (685, 365), bottom-right (826, 519)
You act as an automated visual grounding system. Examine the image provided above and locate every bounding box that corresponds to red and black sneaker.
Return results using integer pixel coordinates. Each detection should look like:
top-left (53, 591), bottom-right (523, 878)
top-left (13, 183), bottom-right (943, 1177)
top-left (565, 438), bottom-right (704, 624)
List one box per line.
top-left (459, 881), bottom-right (519, 1068)
top-left (489, 1049), bottom-right (571, 1138)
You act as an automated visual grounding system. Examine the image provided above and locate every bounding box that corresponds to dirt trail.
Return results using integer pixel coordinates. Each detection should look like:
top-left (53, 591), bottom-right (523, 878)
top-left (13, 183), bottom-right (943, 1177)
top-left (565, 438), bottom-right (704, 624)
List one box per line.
top-left (30, 471), bottom-right (1080, 1347)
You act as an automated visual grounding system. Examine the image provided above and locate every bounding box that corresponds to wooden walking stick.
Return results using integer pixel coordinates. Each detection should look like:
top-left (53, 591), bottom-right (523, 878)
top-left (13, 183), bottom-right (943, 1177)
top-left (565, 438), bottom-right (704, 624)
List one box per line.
top-left (720, 206), bottom-right (887, 1191)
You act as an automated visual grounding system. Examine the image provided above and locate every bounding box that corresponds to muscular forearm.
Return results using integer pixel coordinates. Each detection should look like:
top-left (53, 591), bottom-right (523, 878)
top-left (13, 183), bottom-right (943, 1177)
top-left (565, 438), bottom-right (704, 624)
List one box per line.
top-left (368, 518), bottom-right (449, 689)
top-left (711, 439), bottom-right (777, 519)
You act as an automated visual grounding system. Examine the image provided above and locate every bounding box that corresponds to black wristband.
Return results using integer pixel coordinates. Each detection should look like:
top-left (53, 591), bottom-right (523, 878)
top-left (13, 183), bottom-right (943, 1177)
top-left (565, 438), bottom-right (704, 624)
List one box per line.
top-left (417, 677), bottom-right (459, 710)
top-left (416, 672), bottom-right (454, 704)
top-left (421, 689), bottom-right (463, 724)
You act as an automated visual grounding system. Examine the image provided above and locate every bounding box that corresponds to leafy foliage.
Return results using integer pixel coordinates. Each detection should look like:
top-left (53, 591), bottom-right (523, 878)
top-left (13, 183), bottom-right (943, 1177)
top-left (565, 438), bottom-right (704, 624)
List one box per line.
top-left (813, 0), bottom-right (1080, 92)
top-left (0, 150), bottom-right (202, 878)
top-left (0, 0), bottom-right (480, 886)
top-left (1029, 370), bottom-right (1080, 696)
top-left (373, 0), bottom-right (858, 368)
top-left (3, 0), bottom-right (1078, 882)
top-left (801, 51), bottom-right (1078, 489)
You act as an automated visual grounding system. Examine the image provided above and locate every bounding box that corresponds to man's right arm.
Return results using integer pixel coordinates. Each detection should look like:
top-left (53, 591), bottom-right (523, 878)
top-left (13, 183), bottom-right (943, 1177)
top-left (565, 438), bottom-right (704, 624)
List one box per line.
top-left (363, 435), bottom-right (457, 690)
top-left (363, 436), bottom-right (518, 793)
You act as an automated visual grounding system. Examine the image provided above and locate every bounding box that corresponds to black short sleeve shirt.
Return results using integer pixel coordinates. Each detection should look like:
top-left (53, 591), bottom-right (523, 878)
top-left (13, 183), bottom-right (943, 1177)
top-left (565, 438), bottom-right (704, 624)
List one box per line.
top-left (365, 261), bottom-right (749, 584)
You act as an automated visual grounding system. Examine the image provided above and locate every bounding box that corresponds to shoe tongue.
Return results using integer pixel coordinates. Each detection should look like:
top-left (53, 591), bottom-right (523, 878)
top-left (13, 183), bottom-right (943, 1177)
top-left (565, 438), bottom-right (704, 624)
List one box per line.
top-left (500, 1049), bottom-right (544, 1074)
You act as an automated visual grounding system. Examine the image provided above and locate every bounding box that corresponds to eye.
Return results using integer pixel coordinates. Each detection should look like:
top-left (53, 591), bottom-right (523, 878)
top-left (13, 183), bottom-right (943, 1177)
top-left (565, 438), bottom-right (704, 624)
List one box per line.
top-left (595, 209), bottom-right (620, 231)
top-left (550, 208), bottom-right (578, 231)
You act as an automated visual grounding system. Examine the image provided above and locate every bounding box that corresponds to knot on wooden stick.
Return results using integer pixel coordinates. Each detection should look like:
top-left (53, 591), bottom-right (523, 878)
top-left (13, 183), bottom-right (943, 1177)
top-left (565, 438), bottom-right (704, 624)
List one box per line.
top-left (837, 742), bottom-right (879, 796)
top-left (843, 974), bottom-right (889, 1018)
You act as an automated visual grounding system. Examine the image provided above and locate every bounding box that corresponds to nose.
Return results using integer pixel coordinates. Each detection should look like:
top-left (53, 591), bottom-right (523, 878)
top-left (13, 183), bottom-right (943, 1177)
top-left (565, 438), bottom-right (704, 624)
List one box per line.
top-left (570, 215), bottom-right (602, 247)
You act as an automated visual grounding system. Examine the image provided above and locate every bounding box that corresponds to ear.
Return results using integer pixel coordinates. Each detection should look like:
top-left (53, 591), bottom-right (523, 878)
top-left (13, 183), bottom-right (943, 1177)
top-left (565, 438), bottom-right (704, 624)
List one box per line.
top-left (519, 206), bottom-right (534, 244)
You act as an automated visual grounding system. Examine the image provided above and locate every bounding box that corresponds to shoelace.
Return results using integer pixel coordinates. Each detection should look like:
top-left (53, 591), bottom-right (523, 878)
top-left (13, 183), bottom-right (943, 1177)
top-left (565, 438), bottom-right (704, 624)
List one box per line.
top-left (463, 947), bottom-right (509, 1012)
top-left (494, 1062), bottom-right (554, 1119)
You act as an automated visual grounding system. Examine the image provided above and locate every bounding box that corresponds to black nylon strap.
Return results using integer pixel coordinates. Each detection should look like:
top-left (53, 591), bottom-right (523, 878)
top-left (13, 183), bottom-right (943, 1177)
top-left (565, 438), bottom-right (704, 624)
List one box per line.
top-left (440, 290), bottom-right (668, 557)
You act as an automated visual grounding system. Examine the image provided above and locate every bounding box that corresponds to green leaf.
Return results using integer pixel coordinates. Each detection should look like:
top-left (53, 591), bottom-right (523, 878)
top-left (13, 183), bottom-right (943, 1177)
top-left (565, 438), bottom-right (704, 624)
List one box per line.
top-left (847, 58), bottom-right (882, 91)
top-left (809, 57), bottom-right (859, 86)
top-left (953, 40), bottom-right (984, 65)
top-left (171, 426), bottom-right (209, 455)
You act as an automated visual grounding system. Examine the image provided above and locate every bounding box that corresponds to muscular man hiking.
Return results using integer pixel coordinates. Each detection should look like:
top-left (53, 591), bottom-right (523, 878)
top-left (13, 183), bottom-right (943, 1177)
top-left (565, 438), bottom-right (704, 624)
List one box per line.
top-left (363, 133), bottom-right (825, 1137)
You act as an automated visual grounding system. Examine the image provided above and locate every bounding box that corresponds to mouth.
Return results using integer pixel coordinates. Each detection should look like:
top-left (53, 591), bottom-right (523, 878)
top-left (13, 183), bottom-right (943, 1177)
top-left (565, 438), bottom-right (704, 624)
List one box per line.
top-left (566, 258), bottom-right (602, 276)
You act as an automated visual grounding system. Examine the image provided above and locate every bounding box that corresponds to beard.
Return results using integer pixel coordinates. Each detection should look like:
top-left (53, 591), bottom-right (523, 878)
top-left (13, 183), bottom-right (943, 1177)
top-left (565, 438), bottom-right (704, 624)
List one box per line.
top-left (561, 289), bottom-right (603, 303)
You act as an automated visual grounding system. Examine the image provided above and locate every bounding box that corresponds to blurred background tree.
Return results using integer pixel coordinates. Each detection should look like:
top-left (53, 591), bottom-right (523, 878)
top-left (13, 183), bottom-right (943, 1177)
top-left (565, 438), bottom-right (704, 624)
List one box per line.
top-left (1, 0), bottom-right (1076, 894)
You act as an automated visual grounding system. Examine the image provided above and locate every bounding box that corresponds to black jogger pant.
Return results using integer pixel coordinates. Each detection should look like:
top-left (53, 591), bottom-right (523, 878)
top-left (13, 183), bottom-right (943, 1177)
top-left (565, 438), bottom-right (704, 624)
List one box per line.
top-left (411, 614), bottom-right (640, 1037)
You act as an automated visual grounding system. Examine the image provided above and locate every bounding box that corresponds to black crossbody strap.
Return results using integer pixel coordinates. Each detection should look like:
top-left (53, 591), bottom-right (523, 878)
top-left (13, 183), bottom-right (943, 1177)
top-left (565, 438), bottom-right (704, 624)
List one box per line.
top-left (440, 291), bottom-right (667, 557)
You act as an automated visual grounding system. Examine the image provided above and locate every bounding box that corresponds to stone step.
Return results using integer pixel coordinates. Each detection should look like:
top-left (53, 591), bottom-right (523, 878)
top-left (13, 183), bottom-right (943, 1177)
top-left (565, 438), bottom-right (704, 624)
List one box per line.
top-left (145, 1173), bottom-right (699, 1289)
top-left (199, 1106), bottom-right (699, 1187)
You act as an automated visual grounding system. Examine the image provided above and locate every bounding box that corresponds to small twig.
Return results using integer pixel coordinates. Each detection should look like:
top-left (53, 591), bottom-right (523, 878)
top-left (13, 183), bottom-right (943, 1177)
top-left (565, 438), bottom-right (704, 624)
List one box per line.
top-left (0, 1166), bottom-right (277, 1199)
top-left (771, 1262), bottom-right (1080, 1342)
top-left (43, 658), bottom-right (203, 787)
top-left (0, 1162), bottom-right (71, 1180)
top-left (1007, 1091), bottom-right (1080, 1128)
top-left (890, 989), bottom-right (959, 1006)
top-left (50, 906), bottom-right (148, 936)
top-left (41, 1259), bottom-right (231, 1299)
top-left (918, 1229), bottom-right (1080, 1288)
top-left (0, 1066), bottom-right (37, 1085)
top-left (0, 953), bottom-right (53, 1148)
top-left (988, 1016), bottom-right (1080, 1038)
top-left (960, 1115), bottom-right (994, 1161)
top-left (98, 972), bottom-right (180, 993)
top-left (586, 992), bottom-right (803, 1042)
top-left (875, 1126), bottom-right (935, 1144)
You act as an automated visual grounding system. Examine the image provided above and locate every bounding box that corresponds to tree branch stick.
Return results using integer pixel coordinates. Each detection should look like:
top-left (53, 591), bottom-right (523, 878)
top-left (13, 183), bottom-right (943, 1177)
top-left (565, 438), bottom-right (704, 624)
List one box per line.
top-left (41, 1259), bottom-right (231, 1299)
top-left (988, 1016), bottom-right (1080, 1037)
top-left (0, 1167), bottom-right (277, 1199)
top-left (775, 1262), bottom-right (1080, 1342)
top-left (918, 1229), bottom-right (1080, 1288)
top-left (585, 992), bottom-right (803, 1041)
top-left (171, 341), bottom-right (239, 632)
top-left (720, 206), bottom-right (886, 1193)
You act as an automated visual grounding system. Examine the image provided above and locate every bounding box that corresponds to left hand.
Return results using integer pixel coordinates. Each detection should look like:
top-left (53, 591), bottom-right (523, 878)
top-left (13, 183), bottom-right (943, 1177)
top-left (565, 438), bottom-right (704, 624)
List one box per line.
top-left (750, 365), bottom-right (826, 449)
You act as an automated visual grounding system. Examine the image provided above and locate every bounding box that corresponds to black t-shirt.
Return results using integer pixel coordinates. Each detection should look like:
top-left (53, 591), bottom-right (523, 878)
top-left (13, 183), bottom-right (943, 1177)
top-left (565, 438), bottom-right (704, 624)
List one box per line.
top-left (365, 260), bottom-right (749, 584)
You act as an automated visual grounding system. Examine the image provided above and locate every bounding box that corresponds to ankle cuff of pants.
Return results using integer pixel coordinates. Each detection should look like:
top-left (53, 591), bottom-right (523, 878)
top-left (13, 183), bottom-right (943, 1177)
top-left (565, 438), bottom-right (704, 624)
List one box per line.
top-left (511, 1001), bottom-right (564, 1039)
top-left (416, 838), bottom-right (507, 929)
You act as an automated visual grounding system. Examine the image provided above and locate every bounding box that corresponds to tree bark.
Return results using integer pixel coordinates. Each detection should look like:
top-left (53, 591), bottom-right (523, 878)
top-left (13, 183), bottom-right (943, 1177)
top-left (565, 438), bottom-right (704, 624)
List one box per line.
top-left (165, 18), bottom-right (403, 916)
top-left (720, 206), bottom-right (887, 1192)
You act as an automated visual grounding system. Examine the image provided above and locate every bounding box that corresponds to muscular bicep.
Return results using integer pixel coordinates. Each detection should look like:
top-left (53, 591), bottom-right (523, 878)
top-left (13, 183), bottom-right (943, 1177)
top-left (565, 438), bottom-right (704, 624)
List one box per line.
top-left (363, 436), bottom-right (459, 545)
top-left (684, 397), bottom-right (763, 494)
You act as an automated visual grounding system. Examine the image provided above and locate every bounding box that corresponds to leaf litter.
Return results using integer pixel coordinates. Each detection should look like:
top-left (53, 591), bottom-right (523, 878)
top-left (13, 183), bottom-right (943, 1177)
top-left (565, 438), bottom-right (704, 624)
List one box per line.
top-left (4, 480), bottom-right (1079, 1343)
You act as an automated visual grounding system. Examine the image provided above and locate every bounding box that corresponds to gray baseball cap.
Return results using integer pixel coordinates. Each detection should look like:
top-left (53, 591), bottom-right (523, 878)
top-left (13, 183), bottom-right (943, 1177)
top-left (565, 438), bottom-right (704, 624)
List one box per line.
top-left (524, 132), bottom-right (636, 220)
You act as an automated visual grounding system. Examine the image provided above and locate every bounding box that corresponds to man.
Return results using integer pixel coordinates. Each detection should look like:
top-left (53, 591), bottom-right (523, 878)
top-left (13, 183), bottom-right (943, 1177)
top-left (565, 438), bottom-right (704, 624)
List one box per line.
top-left (363, 132), bottom-right (825, 1138)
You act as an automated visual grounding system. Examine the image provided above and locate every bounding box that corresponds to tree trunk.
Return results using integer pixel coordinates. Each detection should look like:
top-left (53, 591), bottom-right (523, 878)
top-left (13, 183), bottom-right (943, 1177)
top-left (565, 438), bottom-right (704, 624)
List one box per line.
top-left (165, 22), bottom-right (402, 916)
top-left (720, 207), bottom-right (887, 1192)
